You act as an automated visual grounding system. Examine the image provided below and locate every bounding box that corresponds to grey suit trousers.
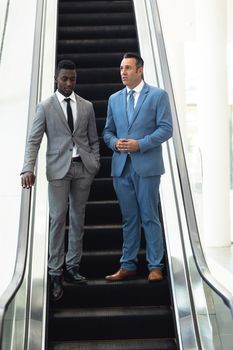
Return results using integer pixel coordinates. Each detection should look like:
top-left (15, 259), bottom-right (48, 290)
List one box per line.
top-left (48, 160), bottom-right (94, 276)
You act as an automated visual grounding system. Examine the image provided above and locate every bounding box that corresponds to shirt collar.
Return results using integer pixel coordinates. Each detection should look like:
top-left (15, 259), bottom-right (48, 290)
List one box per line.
top-left (126, 80), bottom-right (144, 94)
top-left (55, 90), bottom-right (76, 103)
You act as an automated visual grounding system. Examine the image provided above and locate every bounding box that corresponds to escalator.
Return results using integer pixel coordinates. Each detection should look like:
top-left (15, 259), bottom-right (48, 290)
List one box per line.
top-left (2, 1), bottom-right (233, 350)
top-left (47, 1), bottom-right (177, 349)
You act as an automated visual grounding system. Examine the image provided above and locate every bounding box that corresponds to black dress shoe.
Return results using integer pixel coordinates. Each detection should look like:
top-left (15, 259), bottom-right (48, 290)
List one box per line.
top-left (50, 275), bottom-right (63, 301)
top-left (65, 268), bottom-right (87, 284)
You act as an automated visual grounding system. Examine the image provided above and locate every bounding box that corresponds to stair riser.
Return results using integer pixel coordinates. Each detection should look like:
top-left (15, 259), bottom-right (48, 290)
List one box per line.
top-left (99, 139), bottom-right (112, 157)
top-left (59, 13), bottom-right (135, 26)
top-left (54, 281), bottom-right (171, 308)
top-left (76, 83), bottom-right (123, 101)
top-left (93, 102), bottom-right (107, 117)
top-left (76, 68), bottom-right (121, 84)
top-left (58, 25), bottom-right (136, 40)
top-left (58, 39), bottom-right (137, 54)
top-left (59, 2), bottom-right (133, 14)
top-left (57, 53), bottom-right (128, 68)
top-left (83, 227), bottom-right (123, 251)
top-left (82, 228), bottom-right (147, 251)
top-left (96, 157), bottom-right (111, 178)
top-left (80, 253), bottom-right (149, 277)
top-left (49, 314), bottom-right (175, 341)
top-left (85, 203), bottom-right (121, 225)
top-left (88, 179), bottom-right (116, 201)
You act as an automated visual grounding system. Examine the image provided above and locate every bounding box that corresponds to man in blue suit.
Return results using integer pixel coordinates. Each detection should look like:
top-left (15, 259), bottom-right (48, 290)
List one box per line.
top-left (103, 52), bottom-right (173, 282)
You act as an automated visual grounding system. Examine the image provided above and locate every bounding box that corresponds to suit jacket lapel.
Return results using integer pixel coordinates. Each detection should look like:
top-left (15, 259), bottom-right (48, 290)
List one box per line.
top-left (128, 83), bottom-right (149, 128)
top-left (73, 94), bottom-right (81, 131)
top-left (52, 94), bottom-right (71, 131)
top-left (121, 88), bottom-right (129, 125)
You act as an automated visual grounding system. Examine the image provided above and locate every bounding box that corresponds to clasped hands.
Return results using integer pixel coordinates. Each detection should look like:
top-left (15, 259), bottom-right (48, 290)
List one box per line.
top-left (115, 138), bottom-right (139, 153)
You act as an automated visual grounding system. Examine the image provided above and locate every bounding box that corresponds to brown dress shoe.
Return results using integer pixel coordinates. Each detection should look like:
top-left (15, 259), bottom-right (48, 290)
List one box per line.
top-left (148, 268), bottom-right (163, 282)
top-left (105, 268), bottom-right (136, 281)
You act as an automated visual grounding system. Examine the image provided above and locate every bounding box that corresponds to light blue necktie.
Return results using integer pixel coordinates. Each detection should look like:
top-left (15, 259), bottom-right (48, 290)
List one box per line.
top-left (127, 90), bottom-right (135, 123)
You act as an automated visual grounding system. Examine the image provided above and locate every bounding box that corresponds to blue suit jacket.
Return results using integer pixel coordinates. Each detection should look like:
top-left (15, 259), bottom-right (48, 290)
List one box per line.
top-left (103, 82), bottom-right (173, 177)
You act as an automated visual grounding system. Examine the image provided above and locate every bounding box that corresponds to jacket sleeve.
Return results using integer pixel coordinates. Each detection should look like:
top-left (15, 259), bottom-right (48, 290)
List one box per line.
top-left (21, 103), bottom-right (46, 174)
top-left (102, 97), bottom-right (118, 151)
top-left (87, 103), bottom-right (100, 163)
top-left (138, 90), bottom-right (173, 153)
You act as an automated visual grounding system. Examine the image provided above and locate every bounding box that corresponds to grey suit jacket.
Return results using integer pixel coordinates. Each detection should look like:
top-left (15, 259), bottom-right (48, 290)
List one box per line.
top-left (21, 93), bottom-right (100, 180)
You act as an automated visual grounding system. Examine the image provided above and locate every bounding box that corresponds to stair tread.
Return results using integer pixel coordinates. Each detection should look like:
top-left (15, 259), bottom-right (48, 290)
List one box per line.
top-left (59, 13), bottom-right (133, 19)
top-left (59, 25), bottom-right (135, 33)
top-left (84, 224), bottom-right (121, 229)
top-left (87, 200), bottom-right (118, 204)
top-left (59, 1), bottom-right (133, 13)
top-left (82, 249), bottom-right (145, 255)
top-left (62, 277), bottom-right (167, 286)
top-left (49, 338), bottom-right (177, 350)
top-left (51, 305), bottom-right (171, 318)
top-left (58, 38), bottom-right (136, 45)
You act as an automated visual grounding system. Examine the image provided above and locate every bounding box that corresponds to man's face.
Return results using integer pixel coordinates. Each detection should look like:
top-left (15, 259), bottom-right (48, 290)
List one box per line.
top-left (120, 58), bottom-right (143, 89)
top-left (55, 68), bottom-right (76, 97)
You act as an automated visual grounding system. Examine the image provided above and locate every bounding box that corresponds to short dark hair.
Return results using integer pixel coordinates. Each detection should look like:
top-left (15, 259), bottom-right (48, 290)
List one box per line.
top-left (123, 52), bottom-right (144, 69)
top-left (55, 60), bottom-right (76, 76)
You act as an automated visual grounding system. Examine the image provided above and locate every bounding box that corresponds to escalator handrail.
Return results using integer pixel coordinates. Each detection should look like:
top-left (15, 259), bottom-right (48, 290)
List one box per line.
top-left (0, 0), bottom-right (10, 64)
top-left (0, 189), bottom-right (32, 342)
top-left (151, 0), bottom-right (233, 315)
top-left (0, 0), bottom-right (47, 344)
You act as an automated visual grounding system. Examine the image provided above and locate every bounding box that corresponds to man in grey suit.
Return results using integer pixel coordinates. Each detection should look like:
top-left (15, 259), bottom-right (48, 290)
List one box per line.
top-left (21, 60), bottom-right (100, 300)
top-left (103, 53), bottom-right (173, 282)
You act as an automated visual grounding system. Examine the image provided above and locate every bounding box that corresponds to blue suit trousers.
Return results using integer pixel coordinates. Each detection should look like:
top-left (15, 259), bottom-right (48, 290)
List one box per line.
top-left (113, 157), bottom-right (164, 271)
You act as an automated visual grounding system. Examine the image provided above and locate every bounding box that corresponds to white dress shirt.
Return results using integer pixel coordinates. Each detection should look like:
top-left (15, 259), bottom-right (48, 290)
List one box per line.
top-left (55, 90), bottom-right (79, 157)
top-left (126, 80), bottom-right (144, 108)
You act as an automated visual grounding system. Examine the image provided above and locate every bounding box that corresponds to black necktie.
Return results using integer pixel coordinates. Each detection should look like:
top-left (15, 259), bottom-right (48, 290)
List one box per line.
top-left (64, 98), bottom-right (74, 133)
top-left (127, 90), bottom-right (135, 123)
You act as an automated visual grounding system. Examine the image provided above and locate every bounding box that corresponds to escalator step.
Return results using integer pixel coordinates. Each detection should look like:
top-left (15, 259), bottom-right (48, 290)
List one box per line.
top-left (58, 25), bottom-right (136, 39)
top-left (75, 67), bottom-right (120, 84)
top-left (51, 278), bottom-right (170, 308)
top-left (49, 305), bottom-right (174, 341)
top-left (59, 1), bottom-right (133, 14)
top-left (88, 178), bottom-right (116, 201)
top-left (99, 139), bottom-right (112, 156)
top-left (85, 200), bottom-right (121, 225)
top-left (93, 102), bottom-right (107, 117)
top-left (80, 250), bottom-right (149, 277)
top-left (96, 157), bottom-right (111, 178)
top-left (59, 13), bottom-right (135, 26)
top-left (76, 83), bottom-right (123, 100)
top-left (57, 52), bottom-right (133, 68)
top-left (49, 338), bottom-right (177, 350)
top-left (57, 38), bottom-right (137, 53)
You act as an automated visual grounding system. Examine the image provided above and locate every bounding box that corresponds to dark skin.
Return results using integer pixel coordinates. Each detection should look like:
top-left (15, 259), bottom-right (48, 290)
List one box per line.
top-left (115, 57), bottom-right (143, 153)
top-left (21, 68), bottom-right (77, 188)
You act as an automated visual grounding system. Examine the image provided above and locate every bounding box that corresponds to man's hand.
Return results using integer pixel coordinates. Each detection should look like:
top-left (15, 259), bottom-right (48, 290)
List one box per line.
top-left (21, 172), bottom-right (36, 189)
top-left (116, 138), bottom-right (139, 153)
